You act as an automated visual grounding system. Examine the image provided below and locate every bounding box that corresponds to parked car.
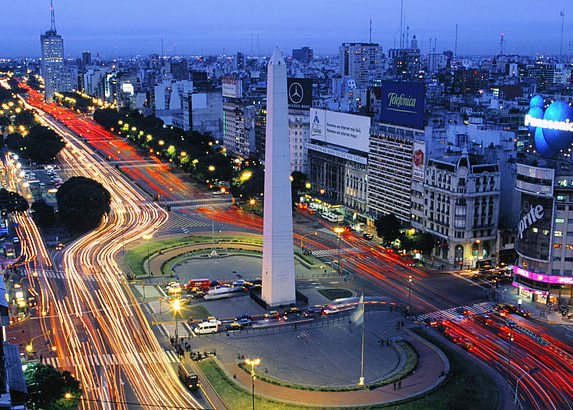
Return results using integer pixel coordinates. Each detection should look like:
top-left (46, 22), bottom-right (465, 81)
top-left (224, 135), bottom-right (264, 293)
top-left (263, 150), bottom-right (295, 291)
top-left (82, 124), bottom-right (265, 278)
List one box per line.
top-left (234, 314), bottom-right (252, 326)
top-left (304, 306), bottom-right (324, 317)
top-left (225, 323), bottom-right (243, 332)
top-left (362, 232), bottom-right (373, 240)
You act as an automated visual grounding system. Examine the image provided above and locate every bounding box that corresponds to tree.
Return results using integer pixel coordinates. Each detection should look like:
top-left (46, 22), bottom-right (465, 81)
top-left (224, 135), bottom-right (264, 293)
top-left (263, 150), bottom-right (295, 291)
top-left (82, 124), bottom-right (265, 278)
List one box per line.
top-left (5, 132), bottom-right (25, 151)
top-left (416, 232), bottom-right (435, 254)
top-left (56, 176), bottom-right (111, 231)
top-left (374, 213), bottom-right (402, 245)
top-left (290, 171), bottom-right (307, 205)
top-left (31, 199), bottom-right (56, 228)
top-left (0, 188), bottom-right (28, 214)
top-left (25, 362), bottom-right (82, 410)
top-left (22, 125), bottom-right (66, 163)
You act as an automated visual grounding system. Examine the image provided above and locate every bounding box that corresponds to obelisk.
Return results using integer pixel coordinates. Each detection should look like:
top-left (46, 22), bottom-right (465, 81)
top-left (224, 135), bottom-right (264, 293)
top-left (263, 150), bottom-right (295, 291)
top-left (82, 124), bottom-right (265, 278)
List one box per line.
top-left (261, 49), bottom-right (296, 307)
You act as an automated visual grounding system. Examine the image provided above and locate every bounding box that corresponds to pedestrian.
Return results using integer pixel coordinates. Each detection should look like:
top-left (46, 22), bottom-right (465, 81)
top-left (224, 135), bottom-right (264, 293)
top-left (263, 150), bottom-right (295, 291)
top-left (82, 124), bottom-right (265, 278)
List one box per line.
top-left (398, 381), bottom-right (402, 389)
top-left (39, 354), bottom-right (43, 363)
top-left (393, 382), bottom-right (396, 390)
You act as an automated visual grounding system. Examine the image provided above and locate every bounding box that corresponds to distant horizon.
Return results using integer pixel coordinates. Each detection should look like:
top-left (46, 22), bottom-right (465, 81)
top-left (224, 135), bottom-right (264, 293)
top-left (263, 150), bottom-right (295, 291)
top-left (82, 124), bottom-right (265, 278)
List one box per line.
top-left (1, 0), bottom-right (571, 59)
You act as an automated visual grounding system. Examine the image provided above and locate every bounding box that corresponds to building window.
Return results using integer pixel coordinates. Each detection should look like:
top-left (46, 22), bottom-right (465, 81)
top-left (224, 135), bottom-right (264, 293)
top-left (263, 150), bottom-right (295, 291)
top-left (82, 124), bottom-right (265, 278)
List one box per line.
top-left (566, 245), bottom-right (573, 250)
top-left (565, 270), bottom-right (573, 276)
top-left (557, 195), bottom-right (567, 201)
top-left (566, 257), bottom-right (573, 262)
top-left (553, 257), bottom-right (562, 261)
top-left (555, 244), bottom-right (563, 248)
top-left (555, 231), bottom-right (563, 237)
top-left (552, 269), bottom-right (561, 275)
top-left (556, 218), bottom-right (565, 224)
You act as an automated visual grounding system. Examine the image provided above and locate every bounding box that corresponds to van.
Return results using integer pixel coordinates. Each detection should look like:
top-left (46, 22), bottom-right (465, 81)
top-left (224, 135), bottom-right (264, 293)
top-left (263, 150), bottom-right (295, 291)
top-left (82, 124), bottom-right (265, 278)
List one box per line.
top-left (194, 322), bottom-right (218, 335)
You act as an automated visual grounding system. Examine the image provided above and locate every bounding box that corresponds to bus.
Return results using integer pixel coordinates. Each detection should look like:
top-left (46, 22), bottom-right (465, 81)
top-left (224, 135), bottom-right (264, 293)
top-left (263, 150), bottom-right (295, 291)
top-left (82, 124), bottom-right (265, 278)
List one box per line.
top-left (178, 364), bottom-right (199, 391)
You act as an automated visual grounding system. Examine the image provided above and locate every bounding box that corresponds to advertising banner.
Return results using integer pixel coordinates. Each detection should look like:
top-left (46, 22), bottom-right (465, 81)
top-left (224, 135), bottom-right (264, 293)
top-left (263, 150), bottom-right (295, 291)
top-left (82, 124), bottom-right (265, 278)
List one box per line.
top-left (412, 141), bottom-right (426, 182)
top-left (309, 108), bottom-right (370, 153)
top-left (287, 78), bottom-right (312, 110)
top-left (222, 77), bottom-right (242, 98)
top-left (379, 81), bottom-right (425, 128)
top-left (515, 193), bottom-right (554, 262)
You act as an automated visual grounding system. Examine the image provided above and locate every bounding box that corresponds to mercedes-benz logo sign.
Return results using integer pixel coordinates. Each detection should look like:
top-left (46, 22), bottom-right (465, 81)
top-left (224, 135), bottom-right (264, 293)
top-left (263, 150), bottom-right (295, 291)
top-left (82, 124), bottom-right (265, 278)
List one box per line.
top-left (289, 82), bottom-right (304, 104)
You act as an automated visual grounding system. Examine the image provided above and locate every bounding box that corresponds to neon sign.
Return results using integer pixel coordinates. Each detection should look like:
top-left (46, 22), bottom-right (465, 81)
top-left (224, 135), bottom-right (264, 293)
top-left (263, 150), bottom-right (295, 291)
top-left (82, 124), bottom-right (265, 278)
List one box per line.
top-left (526, 95), bottom-right (573, 158)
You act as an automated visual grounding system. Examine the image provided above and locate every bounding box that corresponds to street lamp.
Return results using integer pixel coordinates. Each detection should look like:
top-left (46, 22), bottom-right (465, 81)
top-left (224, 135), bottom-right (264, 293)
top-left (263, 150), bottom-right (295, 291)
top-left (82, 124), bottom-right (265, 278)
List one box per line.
top-left (143, 234), bottom-right (153, 275)
top-left (506, 332), bottom-right (514, 389)
top-left (172, 298), bottom-right (181, 341)
top-left (407, 275), bottom-right (413, 315)
top-left (300, 231), bottom-right (317, 254)
top-left (334, 227), bottom-right (345, 275)
top-left (515, 367), bottom-right (539, 404)
top-left (244, 357), bottom-right (261, 410)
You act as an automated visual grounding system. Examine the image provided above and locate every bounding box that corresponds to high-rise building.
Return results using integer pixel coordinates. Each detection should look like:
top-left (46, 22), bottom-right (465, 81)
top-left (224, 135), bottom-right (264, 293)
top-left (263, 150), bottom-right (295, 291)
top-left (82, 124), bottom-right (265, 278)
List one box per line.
top-left (292, 47), bottom-right (313, 64)
top-left (40, 1), bottom-right (66, 102)
top-left (338, 43), bottom-right (383, 88)
top-left (82, 51), bottom-right (91, 67)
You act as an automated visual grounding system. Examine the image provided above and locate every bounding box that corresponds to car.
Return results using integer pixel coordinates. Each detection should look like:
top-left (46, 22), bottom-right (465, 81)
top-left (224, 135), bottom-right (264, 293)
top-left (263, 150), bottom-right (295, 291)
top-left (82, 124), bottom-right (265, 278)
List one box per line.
top-left (234, 314), bottom-right (253, 326)
top-left (264, 311), bottom-right (280, 320)
top-left (362, 232), bottom-right (373, 240)
top-left (167, 283), bottom-right (182, 294)
top-left (225, 323), bottom-right (243, 331)
top-left (54, 243), bottom-right (65, 251)
top-left (283, 307), bottom-right (302, 318)
top-left (308, 209), bottom-right (317, 215)
top-left (304, 306), bottom-right (324, 317)
top-left (515, 309), bottom-right (530, 318)
top-left (189, 291), bottom-right (206, 299)
top-left (204, 316), bottom-right (222, 325)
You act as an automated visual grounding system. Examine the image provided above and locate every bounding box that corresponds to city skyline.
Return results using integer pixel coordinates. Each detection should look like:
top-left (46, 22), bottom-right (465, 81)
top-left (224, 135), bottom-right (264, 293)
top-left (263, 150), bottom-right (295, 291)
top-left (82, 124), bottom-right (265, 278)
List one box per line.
top-left (0, 0), bottom-right (572, 58)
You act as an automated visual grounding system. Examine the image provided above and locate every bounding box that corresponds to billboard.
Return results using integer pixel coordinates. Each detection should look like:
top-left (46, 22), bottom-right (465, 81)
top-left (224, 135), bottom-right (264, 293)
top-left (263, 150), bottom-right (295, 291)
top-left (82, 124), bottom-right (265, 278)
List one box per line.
top-left (222, 77), bottom-right (242, 98)
top-left (525, 95), bottom-right (573, 158)
top-left (309, 108), bottom-right (371, 153)
top-left (412, 141), bottom-right (426, 182)
top-left (287, 78), bottom-right (312, 110)
top-left (515, 193), bottom-right (554, 262)
top-left (379, 81), bottom-right (425, 128)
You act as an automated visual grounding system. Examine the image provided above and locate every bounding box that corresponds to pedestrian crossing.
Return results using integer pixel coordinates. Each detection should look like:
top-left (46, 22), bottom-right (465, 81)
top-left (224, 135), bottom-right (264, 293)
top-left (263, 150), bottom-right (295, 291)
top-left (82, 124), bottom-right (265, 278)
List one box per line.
top-left (161, 213), bottom-right (209, 233)
top-left (416, 302), bottom-right (494, 323)
top-left (311, 247), bottom-right (359, 257)
top-left (41, 349), bottom-right (180, 369)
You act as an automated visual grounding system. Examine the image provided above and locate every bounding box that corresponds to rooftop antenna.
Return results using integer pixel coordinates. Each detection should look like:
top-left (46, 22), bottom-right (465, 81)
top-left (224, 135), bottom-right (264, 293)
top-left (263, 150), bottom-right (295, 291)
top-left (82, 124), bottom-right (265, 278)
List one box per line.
top-left (400, 0), bottom-right (403, 48)
top-left (369, 18), bottom-right (372, 43)
top-left (454, 24), bottom-right (458, 57)
top-left (50, 0), bottom-right (57, 32)
top-left (406, 26), bottom-right (410, 48)
top-left (500, 33), bottom-right (505, 56)
top-left (560, 10), bottom-right (565, 58)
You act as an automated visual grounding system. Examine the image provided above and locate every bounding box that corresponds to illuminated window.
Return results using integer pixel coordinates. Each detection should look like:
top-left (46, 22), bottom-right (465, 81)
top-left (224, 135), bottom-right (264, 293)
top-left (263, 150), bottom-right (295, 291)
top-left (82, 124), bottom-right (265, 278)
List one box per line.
top-left (556, 218), bottom-right (565, 224)
top-left (553, 230), bottom-right (561, 236)
top-left (567, 245), bottom-right (573, 250)
top-left (532, 227), bottom-right (538, 233)
top-left (557, 195), bottom-right (566, 201)
top-left (555, 244), bottom-right (563, 248)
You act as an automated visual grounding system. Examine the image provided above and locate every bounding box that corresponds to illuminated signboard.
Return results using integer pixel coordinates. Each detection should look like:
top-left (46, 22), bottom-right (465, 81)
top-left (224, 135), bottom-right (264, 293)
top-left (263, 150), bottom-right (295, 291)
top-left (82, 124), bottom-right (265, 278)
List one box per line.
top-left (525, 95), bottom-right (573, 158)
top-left (412, 141), bottom-right (426, 182)
top-left (287, 78), bottom-right (312, 110)
top-left (379, 81), bottom-right (425, 128)
top-left (513, 266), bottom-right (573, 285)
top-left (309, 108), bottom-right (371, 153)
top-left (515, 193), bottom-right (553, 262)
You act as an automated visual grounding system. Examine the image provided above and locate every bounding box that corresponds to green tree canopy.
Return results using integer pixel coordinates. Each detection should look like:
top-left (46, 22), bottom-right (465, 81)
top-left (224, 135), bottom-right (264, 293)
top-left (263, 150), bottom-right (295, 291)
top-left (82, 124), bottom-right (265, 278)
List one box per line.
top-left (56, 176), bottom-right (111, 231)
top-left (0, 188), bottom-right (28, 214)
top-left (374, 213), bottom-right (402, 245)
top-left (25, 362), bottom-right (82, 410)
top-left (290, 171), bottom-right (307, 205)
top-left (31, 199), bottom-right (56, 228)
top-left (22, 125), bottom-right (66, 163)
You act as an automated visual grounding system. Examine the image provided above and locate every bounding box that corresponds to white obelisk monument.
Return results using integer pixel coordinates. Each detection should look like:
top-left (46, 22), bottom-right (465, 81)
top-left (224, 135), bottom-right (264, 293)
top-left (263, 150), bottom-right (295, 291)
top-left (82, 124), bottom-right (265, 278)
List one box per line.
top-left (261, 49), bottom-right (296, 307)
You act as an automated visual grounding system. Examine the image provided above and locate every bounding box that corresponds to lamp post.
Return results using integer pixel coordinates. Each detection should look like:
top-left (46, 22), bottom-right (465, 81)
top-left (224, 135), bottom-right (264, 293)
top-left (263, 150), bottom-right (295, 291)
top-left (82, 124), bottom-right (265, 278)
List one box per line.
top-left (515, 367), bottom-right (539, 404)
top-left (244, 357), bottom-right (261, 410)
top-left (172, 298), bottom-right (181, 341)
top-left (143, 234), bottom-right (153, 275)
top-left (300, 231), bottom-right (318, 254)
top-left (407, 275), bottom-right (413, 315)
top-left (334, 227), bottom-right (345, 275)
top-left (506, 332), bottom-right (514, 389)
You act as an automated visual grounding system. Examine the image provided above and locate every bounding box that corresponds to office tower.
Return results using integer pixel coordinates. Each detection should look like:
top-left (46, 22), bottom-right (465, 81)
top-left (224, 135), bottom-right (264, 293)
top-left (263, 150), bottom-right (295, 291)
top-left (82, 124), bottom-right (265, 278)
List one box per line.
top-left (261, 49), bottom-right (296, 307)
top-left (292, 46), bottom-right (313, 64)
top-left (338, 43), bottom-right (383, 88)
top-left (40, 1), bottom-right (65, 103)
top-left (82, 51), bottom-right (91, 67)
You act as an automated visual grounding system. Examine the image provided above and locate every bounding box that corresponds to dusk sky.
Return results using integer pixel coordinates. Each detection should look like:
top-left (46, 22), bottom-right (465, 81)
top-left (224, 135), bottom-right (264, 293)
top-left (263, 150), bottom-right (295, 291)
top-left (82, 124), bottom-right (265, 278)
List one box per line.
top-left (1, 1), bottom-right (571, 58)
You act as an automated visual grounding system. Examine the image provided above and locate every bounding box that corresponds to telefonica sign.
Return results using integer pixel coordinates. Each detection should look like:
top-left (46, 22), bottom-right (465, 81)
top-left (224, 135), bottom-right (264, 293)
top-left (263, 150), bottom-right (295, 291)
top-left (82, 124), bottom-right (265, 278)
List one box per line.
top-left (379, 81), bottom-right (424, 128)
top-left (526, 95), bottom-right (573, 158)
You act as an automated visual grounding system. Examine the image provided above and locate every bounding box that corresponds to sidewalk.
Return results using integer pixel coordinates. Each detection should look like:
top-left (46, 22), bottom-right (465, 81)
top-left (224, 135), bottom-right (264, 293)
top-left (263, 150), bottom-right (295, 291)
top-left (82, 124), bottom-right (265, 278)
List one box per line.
top-left (216, 328), bottom-right (448, 407)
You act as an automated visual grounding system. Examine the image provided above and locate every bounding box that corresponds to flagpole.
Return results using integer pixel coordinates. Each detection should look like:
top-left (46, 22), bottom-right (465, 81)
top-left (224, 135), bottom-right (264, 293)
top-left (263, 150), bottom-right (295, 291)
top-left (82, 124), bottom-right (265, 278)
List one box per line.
top-left (359, 294), bottom-right (365, 385)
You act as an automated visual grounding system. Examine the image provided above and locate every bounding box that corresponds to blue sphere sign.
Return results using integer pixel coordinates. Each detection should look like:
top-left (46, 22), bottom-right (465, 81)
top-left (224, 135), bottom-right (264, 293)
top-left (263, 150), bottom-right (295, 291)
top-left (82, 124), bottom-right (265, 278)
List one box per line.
top-left (525, 95), bottom-right (573, 158)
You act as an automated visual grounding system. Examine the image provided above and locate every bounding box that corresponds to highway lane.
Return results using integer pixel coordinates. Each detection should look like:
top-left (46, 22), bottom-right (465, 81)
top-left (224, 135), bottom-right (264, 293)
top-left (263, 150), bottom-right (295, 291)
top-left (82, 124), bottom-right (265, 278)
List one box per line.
top-left (5, 103), bottom-right (203, 407)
